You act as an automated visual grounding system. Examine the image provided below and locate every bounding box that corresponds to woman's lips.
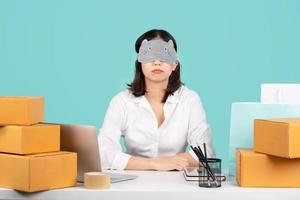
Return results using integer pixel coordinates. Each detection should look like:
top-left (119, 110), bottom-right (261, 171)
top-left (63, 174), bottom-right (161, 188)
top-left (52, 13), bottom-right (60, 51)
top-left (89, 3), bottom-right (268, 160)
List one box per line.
top-left (152, 69), bottom-right (164, 74)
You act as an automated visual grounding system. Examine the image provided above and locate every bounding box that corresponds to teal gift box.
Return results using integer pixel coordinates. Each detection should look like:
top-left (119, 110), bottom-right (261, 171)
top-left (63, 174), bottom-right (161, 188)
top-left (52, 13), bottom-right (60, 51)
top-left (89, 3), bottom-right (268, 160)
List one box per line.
top-left (228, 102), bottom-right (300, 176)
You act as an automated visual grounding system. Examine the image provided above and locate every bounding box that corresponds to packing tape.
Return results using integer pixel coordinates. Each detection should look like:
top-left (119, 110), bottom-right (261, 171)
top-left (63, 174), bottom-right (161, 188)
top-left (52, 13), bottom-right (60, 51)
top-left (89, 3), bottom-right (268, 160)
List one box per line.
top-left (84, 172), bottom-right (111, 189)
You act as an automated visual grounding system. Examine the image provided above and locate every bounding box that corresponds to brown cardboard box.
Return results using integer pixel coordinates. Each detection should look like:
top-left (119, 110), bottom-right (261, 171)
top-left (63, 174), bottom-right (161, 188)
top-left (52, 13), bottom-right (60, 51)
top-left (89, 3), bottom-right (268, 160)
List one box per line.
top-left (0, 151), bottom-right (77, 192)
top-left (0, 124), bottom-right (60, 154)
top-left (254, 118), bottom-right (300, 158)
top-left (236, 149), bottom-right (300, 187)
top-left (0, 96), bottom-right (44, 125)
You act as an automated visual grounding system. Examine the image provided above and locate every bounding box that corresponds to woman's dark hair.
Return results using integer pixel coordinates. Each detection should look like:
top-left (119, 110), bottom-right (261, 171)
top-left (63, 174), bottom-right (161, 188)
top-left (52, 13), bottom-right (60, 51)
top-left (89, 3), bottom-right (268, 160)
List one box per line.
top-left (127, 29), bottom-right (183, 103)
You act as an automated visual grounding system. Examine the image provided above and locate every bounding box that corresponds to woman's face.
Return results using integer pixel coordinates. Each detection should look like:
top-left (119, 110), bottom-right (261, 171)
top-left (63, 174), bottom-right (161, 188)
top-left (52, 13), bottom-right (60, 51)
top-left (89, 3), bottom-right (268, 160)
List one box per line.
top-left (140, 38), bottom-right (178, 84)
top-left (141, 60), bottom-right (177, 83)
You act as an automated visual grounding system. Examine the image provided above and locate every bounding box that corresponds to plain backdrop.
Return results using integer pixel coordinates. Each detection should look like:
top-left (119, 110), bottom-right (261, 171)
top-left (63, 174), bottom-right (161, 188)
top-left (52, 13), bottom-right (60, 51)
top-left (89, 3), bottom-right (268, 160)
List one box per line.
top-left (1, 0), bottom-right (299, 170)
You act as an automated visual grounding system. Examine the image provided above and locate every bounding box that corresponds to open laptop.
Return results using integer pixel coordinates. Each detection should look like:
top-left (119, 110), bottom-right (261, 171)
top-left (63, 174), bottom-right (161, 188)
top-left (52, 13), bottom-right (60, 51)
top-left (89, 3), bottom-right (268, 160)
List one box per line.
top-left (59, 124), bottom-right (138, 183)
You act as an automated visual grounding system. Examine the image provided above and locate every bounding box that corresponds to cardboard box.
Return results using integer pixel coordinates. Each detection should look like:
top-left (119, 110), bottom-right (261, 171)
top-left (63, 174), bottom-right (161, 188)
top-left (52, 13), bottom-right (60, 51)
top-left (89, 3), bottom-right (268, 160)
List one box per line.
top-left (0, 124), bottom-right (60, 154)
top-left (254, 118), bottom-right (300, 158)
top-left (236, 149), bottom-right (300, 187)
top-left (0, 151), bottom-right (77, 192)
top-left (0, 96), bottom-right (44, 125)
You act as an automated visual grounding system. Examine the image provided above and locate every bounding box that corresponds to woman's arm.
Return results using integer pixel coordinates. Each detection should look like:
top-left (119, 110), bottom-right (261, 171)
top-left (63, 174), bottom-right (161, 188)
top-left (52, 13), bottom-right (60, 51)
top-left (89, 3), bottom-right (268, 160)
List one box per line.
top-left (187, 94), bottom-right (216, 159)
top-left (177, 152), bottom-right (198, 167)
top-left (125, 152), bottom-right (196, 171)
top-left (98, 95), bottom-right (132, 170)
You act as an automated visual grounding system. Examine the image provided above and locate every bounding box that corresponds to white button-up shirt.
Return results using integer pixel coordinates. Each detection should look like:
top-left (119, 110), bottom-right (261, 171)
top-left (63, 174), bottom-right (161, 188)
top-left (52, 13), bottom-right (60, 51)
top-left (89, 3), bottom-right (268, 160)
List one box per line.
top-left (98, 85), bottom-right (215, 170)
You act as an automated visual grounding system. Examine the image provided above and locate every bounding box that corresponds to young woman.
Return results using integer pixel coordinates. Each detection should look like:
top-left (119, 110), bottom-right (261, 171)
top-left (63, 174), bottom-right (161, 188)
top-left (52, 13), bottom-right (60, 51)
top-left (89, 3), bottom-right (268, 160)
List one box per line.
top-left (98, 29), bottom-right (215, 171)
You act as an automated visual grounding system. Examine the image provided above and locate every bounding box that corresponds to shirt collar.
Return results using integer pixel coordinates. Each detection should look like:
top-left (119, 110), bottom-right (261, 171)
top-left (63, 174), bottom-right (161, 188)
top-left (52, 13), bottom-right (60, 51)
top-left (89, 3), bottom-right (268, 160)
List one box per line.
top-left (132, 86), bottom-right (181, 104)
top-left (166, 88), bottom-right (181, 104)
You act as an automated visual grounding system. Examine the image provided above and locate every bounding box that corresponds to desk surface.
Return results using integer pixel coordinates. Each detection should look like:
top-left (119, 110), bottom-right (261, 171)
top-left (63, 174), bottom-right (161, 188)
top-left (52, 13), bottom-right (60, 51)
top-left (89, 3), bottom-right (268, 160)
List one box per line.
top-left (0, 171), bottom-right (300, 200)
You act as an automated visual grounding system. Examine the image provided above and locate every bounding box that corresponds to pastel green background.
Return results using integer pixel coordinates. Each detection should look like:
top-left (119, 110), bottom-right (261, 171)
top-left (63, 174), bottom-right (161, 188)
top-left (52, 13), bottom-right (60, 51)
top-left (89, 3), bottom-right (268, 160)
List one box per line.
top-left (0, 0), bottom-right (299, 170)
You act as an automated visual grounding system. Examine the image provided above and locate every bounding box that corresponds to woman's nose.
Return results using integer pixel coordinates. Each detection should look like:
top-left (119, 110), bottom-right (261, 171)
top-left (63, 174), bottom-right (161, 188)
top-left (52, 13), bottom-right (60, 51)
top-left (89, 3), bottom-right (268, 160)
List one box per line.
top-left (153, 60), bottom-right (162, 66)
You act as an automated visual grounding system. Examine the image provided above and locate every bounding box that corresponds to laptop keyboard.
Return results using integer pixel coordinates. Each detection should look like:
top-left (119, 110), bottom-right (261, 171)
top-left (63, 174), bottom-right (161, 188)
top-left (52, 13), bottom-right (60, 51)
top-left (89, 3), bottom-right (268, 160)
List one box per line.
top-left (110, 172), bottom-right (138, 183)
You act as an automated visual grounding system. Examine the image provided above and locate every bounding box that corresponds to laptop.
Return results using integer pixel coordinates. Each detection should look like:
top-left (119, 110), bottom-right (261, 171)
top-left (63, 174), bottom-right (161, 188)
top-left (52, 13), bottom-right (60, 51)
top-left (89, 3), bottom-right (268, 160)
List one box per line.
top-left (59, 124), bottom-right (138, 183)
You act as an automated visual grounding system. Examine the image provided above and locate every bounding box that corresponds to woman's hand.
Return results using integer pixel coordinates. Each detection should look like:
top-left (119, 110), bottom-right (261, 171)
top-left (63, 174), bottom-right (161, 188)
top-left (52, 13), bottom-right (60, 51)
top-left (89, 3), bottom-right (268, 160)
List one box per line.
top-left (150, 155), bottom-right (189, 171)
top-left (125, 153), bottom-right (196, 171)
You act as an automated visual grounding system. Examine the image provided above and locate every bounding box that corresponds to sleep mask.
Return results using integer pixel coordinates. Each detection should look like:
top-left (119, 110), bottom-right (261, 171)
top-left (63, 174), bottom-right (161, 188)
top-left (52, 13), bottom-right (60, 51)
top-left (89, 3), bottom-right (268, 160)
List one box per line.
top-left (137, 39), bottom-right (178, 65)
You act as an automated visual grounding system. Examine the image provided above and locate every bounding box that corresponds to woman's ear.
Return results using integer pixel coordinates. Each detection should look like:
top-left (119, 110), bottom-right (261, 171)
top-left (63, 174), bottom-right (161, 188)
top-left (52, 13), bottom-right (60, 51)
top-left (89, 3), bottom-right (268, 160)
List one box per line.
top-left (141, 39), bottom-right (148, 45)
top-left (172, 61), bottom-right (179, 71)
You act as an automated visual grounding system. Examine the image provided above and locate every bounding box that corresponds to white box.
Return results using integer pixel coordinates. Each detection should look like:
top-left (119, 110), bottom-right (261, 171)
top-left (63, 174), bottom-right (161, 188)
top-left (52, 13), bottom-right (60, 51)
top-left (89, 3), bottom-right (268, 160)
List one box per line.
top-left (261, 84), bottom-right (300, 104)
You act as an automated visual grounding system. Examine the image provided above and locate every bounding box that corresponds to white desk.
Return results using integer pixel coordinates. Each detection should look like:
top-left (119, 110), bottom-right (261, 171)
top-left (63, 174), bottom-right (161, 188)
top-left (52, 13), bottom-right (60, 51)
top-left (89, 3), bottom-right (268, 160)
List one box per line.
top-left (0, 171), bottom-right (299, 200)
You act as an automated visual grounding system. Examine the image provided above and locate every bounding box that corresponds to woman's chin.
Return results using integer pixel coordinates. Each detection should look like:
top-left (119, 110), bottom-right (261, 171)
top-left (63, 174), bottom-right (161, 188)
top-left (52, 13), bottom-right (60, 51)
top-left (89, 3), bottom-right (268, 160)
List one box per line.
top-left (148, 76), bottom-right (168, 83)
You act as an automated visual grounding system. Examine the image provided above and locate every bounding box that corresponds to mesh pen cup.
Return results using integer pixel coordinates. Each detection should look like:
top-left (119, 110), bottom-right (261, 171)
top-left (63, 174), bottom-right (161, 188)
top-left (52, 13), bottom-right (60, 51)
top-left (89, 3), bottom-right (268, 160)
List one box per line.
top-left (198, 158), bottom-right (222, 188)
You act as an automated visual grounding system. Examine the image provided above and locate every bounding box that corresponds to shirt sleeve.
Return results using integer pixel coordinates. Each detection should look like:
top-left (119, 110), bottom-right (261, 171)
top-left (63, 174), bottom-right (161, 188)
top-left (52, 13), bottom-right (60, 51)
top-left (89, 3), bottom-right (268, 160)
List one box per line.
top-left (187, 93), bottom-right (216, 160)
top-left (98, 95), bottom-right (132, 170)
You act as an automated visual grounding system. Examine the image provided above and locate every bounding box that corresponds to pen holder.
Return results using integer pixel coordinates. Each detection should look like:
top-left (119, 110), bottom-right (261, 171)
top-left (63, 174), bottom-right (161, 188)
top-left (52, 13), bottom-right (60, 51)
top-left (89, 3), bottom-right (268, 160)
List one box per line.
top-left (198, 158), bottom-right (222, 188)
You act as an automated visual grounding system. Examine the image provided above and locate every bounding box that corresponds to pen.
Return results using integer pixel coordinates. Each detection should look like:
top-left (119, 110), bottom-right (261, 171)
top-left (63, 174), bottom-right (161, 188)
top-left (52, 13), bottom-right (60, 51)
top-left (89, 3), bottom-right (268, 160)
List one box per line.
top-left (203, 143), bottom-right (210, 186)
top-left (195, 145), bottom-right (216, 182)
top-left (190, 145), bottom-right (215, 182)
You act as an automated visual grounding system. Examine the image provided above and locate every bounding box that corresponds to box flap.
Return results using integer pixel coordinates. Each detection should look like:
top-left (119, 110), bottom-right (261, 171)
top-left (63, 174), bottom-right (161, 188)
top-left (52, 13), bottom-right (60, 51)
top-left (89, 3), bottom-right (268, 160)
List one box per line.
top-left (0, 152), bottom-right (29, 159)
top-left (257, 118), bottom-right (300, 126)
top-left (24, 123), bottom-right (59, 128)
top-left (236, 148), bottom-right (254, 186)
top-left (26, 151), bottom-right (74, 158)
top-left (0, 96), bottom-right (43, 100)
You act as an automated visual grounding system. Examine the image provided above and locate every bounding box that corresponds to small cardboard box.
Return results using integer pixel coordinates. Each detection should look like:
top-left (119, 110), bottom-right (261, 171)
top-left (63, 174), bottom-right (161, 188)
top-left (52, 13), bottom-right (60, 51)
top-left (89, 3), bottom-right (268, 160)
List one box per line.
top-left (0, 96), bottom-right (44, 125)
top-left (0, 124), bottom-right (60, 154)
top-left (0, 151), bottom-right (77, 192)
top-left (254, 118), bottom-right (300, 158)
top-left (236, 149), bottom-right (300, 187)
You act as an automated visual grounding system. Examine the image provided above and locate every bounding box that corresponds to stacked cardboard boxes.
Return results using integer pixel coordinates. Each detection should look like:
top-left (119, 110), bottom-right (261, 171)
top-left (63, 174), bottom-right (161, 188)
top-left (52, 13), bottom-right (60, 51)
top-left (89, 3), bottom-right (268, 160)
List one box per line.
top-left (0, 96), bottom-right (77, 192)
top-left (228, 102), bottom-right (300, 176)
top-left (236, 118), bottom-right (300, 187)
